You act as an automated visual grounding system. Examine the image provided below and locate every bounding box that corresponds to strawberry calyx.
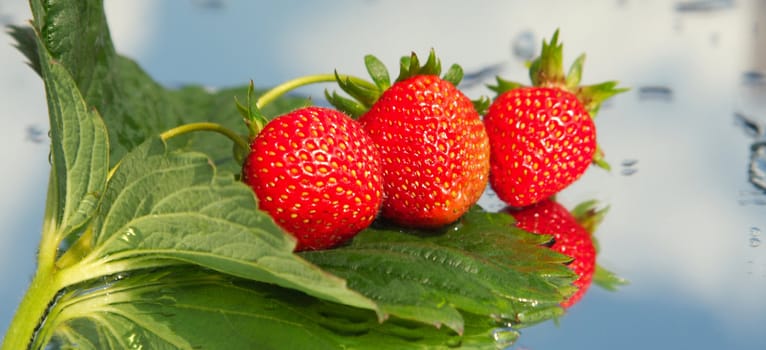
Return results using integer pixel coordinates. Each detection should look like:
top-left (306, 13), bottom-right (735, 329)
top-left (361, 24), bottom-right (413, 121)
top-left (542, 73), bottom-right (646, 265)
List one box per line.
top-left (488, 29), bottom-right (628, 170)
top-left (570, 199), bottom-right (628, 291)
top-left (327, 49), bottom-right (476, 118)
top-left (235, 80), bottom-right (271, 139)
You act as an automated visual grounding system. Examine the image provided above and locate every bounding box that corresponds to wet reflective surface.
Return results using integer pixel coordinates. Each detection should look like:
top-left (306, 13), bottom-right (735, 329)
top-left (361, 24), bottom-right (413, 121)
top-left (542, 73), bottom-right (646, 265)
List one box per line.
top-left (2, 1), bottom-right (766, 349)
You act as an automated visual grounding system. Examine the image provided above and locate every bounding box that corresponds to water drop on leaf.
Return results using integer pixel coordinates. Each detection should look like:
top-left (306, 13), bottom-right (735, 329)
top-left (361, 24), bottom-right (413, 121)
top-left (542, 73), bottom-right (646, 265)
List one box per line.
top-left (491, 326), bottom-right (520, 349)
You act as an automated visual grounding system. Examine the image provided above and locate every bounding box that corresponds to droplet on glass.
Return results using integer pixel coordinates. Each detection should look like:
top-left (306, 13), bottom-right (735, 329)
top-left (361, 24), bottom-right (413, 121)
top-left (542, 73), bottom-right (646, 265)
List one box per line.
top-left (621, 168), bottom-right (638, 176)
top-left (675, 0), bottom-right (735, 13)
top-left (749, 143), bottom-right (766, 192)
top-left (621, 159), bottom-right (639, 167)
top-left (749, 227), bottom-right (762, 247)
top-left (621, 159), bottom-right (638, 176)
top-left (743, 70), bottom-right (766, 86)
top-left (638, 85), bottom-right (673, 102)
top-left (511, 30), bottom-right (536, 61)
top-left (26, 125), bottom-right (46, 144)
top-left (734, 111), bottom-right (763, 139)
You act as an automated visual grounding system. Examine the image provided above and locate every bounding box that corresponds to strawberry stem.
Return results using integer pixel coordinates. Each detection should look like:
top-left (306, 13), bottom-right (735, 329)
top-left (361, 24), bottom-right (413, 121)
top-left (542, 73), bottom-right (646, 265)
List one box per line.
top-left (159, 122), bottom-right (250, 153)
top-left (255, 73), bottom-right (372, 109)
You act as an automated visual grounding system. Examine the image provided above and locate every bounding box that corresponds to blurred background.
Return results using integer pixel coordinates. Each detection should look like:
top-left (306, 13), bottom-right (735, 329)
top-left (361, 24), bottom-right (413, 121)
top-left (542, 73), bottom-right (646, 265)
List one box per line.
top-left (1, 0), bottom-right (765, 349)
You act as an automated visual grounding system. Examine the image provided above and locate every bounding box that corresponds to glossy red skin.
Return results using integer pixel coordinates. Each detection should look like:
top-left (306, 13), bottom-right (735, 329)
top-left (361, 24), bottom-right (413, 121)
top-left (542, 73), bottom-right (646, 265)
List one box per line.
top-left (508, 199), bottom-right (596, 307)
top-left (485, 87), bottom-right (596, 207)
top-left (243, 107), bottom-right (383, 251)
top-left (358, 75), bottom-right (490, 228)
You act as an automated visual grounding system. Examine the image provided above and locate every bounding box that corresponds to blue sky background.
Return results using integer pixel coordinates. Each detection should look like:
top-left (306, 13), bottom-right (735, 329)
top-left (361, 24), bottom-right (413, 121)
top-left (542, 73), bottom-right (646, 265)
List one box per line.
top-left (1, 1), bottom-right (766, 349)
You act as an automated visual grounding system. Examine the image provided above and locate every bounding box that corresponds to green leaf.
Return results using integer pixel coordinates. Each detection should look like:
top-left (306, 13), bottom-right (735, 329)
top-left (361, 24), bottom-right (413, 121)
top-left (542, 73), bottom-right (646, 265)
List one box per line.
top-left (301, 207), bottom-right (577, 335)
top-left (45, 267), bottom-right (507, 350)
top-left (37, 38), bottom-right (109, 244)
top-left (78, 138), bottom-right (376, 313)
top-left (23, 0), bottom-right (309, 173)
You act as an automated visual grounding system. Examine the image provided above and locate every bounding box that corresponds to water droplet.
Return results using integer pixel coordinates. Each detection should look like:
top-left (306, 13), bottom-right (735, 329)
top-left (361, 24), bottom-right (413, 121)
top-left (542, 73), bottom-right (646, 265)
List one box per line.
top-left (675, 0), bottom-right (735, 13)
top-left (126, 330), bottom-right (147, 350)
top-left (620, 159), bottom-right (639, 176)
top-left (638, 85), bottom-right (674, 102)
top-left (491, 326), bottom-right (520, 349)
top-left (621, 159), bottom-right (639, 167)
top-left (734, 111), bottom-right (763, 138)
top-left (750, 227), bottom-right (762, 247)
top-left (621, 168), bottom-right (639, 176)
top-left (749, 143), bottom-right (766, 191)
top-left (742, 70), bottom-right (766, 86)
top-left (26, 125), bottom-right (46, 144)
top-left (511, 31), bottom-right (536, 61)
top-left (119, 227), bottom-right (144, 245)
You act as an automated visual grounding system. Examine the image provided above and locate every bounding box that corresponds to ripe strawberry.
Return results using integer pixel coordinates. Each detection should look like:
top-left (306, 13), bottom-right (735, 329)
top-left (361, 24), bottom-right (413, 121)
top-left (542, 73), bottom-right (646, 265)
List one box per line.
top-left (507, 199), bottom-right (596, 307)
top-left (327, 51), bottom-right (490, 228)
top-left (242, 106), bottom-right (383, 251)
top-left (485, 30), bottom-right (627, 207)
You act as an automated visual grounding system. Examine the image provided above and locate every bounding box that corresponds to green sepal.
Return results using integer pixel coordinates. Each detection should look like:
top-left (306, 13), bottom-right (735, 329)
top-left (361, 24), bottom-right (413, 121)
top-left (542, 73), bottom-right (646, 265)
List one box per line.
top-left (487, 77), bottom-right (523, 95)
top-left (234, 80), bottom-right (269, 140)
top-left (364, 54), bottom-right (391, 91)
top-left (592, 145), bottom-right (611, 171)
top-left (593, 265), bottom-right (629, 291)
top-left (577, 81), bottom-right (630, 118)
top-left (472, 96), bottom-right (491, 116)
top-left (571, 200), bottom-right (609, 241)
top-left (334, 70), bottom-right (380, 108)
top-left (395, 49), bottom-right (443, 82)
top-left (324, 90), bottom-right (367, 119)
top-left (330, 49), bottom-right (465, 117)
top-left (529, 29), bottom-right (565, 87)
top-left (570, 200), bottom-right (629, 292)
top-left (442, 64), bottom-right (464, 87)
top-left (565, 53), bottom-right (586, 89)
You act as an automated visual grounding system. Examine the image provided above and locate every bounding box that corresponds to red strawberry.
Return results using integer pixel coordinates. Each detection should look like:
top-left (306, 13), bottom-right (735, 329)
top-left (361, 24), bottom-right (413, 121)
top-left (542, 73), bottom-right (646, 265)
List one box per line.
top-left (485, 30), bottom-right (626, 207)
top-left (507, 199), bottom-right (596, 307)
top-left (327, 51), bottom-right (490, 228)
top-left (242, 106), bottom-right (383, 251)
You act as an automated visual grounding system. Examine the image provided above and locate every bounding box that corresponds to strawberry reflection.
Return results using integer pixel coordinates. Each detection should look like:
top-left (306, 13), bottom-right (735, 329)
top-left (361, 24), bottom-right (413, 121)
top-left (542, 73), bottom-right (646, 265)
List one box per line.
top-left (504, 199), bottom-right (626, 308)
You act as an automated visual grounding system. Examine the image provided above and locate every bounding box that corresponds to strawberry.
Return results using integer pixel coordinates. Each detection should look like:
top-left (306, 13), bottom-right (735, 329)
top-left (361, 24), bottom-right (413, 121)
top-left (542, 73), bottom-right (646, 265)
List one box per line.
top-left (507, 199), bottom-right (597, 307)
top-left (485, 30), bottom-right (627, 207)
top-left (242, 106), bottom-right (383, 251)
top-left (327, 51), bottom-right (490, 228)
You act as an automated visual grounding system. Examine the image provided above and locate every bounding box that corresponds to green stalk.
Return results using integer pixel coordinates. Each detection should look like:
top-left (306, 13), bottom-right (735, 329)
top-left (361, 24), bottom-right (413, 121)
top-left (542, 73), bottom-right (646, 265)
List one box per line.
top-left (159, 122), bottom-right (249, 151)
top-left (255, 73), bottom-right (368, 109)
top-left (1, 256), bottom-right (62, 350)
